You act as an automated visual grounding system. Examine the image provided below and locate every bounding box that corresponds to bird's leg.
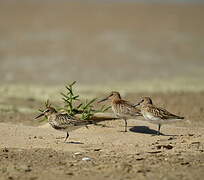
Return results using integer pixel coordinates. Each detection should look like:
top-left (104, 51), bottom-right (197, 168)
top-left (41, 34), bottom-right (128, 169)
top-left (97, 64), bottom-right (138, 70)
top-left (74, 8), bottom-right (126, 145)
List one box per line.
top-left (157, 124), bottom-right (161, 135)
top-left (64, 132), bottom-right (69, 142)
top-left (124, 118), bottom-right (127, 132)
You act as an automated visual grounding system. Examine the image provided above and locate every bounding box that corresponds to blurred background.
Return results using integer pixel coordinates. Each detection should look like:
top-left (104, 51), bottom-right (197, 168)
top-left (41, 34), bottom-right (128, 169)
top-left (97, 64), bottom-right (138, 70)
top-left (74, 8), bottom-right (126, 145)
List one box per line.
top-left (0, 0), bottom-right (204, 93)
top-left (0, 0), bottom-right (204, 127)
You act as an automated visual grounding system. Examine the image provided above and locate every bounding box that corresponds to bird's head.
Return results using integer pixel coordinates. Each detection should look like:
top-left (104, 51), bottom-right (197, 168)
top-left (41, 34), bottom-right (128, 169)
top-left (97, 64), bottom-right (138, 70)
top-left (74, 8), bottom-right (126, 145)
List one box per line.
top-left (98, 91), bottom-right (121, 103)
top-left (35, 106), bottom-right (57, 119)
top-left (134, 97), bottom-right (153, 106)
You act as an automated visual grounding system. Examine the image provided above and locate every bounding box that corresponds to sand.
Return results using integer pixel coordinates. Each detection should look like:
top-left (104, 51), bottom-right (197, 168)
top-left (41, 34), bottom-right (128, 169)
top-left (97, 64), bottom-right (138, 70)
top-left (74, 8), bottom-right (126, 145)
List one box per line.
top-left (0, 92), bottom-right (204, 180)
top-left (0, 120), bottom-right (203, 180)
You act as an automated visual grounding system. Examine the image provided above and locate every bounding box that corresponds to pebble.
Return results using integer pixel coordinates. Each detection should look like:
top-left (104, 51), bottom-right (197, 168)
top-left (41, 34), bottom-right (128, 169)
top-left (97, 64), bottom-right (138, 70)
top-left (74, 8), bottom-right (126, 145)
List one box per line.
top-left (94, 148), bottom-right (101, 152)
top-left (156, 144), bottom-right (173, 150)
top-left (136, 157), bottom-right (144, 161)
top-left (38, 136), bottom-right (43, 139)
top-left (82, 157), bottom-right (92, 161)
top-left (3, 147), bottom-right (9, 152)
top-left (147, 150), bottom-right (162, 154)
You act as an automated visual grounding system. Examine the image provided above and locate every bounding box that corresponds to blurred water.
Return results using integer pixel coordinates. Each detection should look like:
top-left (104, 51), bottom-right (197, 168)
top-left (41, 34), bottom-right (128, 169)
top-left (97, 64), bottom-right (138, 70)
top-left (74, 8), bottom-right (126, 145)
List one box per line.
top-left (0, 0), bottom-right (203, 86)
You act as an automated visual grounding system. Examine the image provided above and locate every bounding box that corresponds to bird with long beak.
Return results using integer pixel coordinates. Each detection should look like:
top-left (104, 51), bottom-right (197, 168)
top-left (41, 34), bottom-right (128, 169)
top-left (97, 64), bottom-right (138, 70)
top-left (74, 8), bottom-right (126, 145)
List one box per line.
top-left (134, 97), bottom-right (184, 135)
top-left (98, 91), bottom-right (141, 132)
top-left (35, 106), bottom-right (114, 142)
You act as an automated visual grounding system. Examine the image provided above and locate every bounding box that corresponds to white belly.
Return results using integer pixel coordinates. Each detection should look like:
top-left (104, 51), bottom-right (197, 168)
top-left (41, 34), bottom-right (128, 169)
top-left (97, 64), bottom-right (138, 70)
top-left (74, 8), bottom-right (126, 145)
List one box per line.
top-left (142, 111), bottom-right (182, 125)
top-left (143, 111), bottom-right (159, 121)
top-left (142, 111), bottom-right (163, 124)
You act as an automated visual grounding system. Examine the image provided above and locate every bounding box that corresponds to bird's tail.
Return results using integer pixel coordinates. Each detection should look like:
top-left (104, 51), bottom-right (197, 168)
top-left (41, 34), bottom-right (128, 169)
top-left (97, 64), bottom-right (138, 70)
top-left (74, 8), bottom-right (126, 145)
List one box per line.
top-left (172, 115), bottom-right (184, 120)
top-left (176, 116), bottom-right (184, 119)
top-left (163, 116), bottom-right (185, 124)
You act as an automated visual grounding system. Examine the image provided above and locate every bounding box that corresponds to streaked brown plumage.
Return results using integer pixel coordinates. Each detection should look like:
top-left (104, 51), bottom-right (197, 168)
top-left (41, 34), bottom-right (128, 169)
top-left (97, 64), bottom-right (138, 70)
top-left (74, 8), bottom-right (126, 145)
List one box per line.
top-left (35, 106), bottom-right (114, 142)
top-left (134, 97), bottom-right (184, 135)
top-left (98, 91), bottom-right (141, 132)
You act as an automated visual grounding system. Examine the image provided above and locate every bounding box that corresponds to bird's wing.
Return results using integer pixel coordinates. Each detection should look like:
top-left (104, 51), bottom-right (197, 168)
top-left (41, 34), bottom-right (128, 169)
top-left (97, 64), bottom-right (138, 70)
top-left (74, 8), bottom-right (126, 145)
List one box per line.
top-left (147, 105), bottom-right (184, 120)
top-left (54, 114), bottom-right (83, 128)
top-left (118, 100), bottom-right (141, 116)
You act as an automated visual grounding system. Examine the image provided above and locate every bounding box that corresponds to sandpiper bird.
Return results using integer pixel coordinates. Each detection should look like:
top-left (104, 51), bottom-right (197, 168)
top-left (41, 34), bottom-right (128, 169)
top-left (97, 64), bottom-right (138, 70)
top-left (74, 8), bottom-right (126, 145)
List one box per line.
top-left (134, 97), bottom-right (184, 135)
top-left (35, 106), bottom-right (111, 142)
top-left (98, 91), bottom-right (141, 132)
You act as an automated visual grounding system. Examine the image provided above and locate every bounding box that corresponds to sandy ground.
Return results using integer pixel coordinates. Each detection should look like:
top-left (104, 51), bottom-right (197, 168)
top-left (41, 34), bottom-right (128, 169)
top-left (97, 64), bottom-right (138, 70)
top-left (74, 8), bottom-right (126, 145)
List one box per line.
top-left (0, 92), bottom-right (204, 180)
top-left (0, 120), bottom-right (203, 180)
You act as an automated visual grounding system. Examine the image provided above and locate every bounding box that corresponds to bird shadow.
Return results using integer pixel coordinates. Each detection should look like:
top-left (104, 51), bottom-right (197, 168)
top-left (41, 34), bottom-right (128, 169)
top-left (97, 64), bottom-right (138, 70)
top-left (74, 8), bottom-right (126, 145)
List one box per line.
top-left (129, 126), bottom-right (177, 136)
top-left (129, 126), bottom-right (161, 135)
top-left (65, 141), bottom-right (84, 144)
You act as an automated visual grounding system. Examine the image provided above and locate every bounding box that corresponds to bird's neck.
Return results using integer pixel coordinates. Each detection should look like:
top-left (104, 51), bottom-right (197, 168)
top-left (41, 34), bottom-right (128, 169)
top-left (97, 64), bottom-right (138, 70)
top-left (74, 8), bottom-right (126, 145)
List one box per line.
top-left (111, 96), bottom-right (121, 104)
top-left (47, 113), bottom-right (57, 122)
top-left (142, 103), bottom-right (152, 109)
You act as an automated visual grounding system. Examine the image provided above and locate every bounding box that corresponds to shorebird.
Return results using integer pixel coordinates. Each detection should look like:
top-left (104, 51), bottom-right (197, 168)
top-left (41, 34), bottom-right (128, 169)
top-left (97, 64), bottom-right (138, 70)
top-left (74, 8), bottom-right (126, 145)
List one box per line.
top-left (35, 106), bottom-right (113, 142)
top-left (98, 91), bottom-right (141, 132)
top-left (134, 97), bottom-right (184, 135)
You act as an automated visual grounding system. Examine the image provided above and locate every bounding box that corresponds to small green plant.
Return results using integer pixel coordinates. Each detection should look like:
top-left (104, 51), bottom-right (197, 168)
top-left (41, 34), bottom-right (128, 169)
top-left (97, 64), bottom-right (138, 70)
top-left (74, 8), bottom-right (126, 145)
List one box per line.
top-left (60, 81), bottom-right (80, 116)
top-left (60, 81), bottom-right (110, 120)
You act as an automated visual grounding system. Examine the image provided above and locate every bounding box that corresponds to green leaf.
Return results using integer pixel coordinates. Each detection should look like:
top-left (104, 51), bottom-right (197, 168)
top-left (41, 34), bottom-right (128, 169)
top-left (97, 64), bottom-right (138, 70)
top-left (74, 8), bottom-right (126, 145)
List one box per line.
top-left (65, 86), bottom-right (73, 95)
top-left (60, 93), bottom-right (69, 98)
top-left (38, 109), bottom-right (44, 112)
top-left (69, 81), bottom-right (76, 87)
top-left (72, 95), bottom-right (79, 100)
top-left (77, 103), bottom-right (83, 108)
top-left (83, 98), bottom-right (97, 109)
top-left (101, 105), bottom-right (111, 112)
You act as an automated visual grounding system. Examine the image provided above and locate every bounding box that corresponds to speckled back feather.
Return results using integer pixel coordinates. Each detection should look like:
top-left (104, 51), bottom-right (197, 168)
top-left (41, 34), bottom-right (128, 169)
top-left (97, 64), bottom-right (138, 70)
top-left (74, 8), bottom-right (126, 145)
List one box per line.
top-left (144, 104), bottom-right (184, 120)
top-left (112, 99), bottom-right (141, 118)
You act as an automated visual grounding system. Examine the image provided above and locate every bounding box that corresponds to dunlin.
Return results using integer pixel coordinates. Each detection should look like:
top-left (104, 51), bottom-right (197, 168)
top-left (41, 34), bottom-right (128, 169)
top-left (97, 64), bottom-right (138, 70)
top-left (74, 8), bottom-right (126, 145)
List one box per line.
top-left (35, 106), bottom-right (113, 142)
top-left (134, 97), bottom-right (184, 135)
top-left (98, 91), bottom-right (141, 132)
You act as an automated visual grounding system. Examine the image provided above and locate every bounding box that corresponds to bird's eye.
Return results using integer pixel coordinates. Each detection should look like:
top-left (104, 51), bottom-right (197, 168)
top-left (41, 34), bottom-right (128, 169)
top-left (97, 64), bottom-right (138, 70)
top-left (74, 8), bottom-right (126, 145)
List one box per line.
top-left (139, 99), bottom-right (144, 104)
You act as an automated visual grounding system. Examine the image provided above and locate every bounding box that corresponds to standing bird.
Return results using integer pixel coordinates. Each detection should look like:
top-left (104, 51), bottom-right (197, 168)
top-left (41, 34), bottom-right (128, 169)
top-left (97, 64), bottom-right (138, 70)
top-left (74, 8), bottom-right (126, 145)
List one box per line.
top-left (35, 106), bottom-right (113, 142)
top-left (98, 91), bottom-right (141, 132)
top-left (134, 97), bottom-right (184, 135)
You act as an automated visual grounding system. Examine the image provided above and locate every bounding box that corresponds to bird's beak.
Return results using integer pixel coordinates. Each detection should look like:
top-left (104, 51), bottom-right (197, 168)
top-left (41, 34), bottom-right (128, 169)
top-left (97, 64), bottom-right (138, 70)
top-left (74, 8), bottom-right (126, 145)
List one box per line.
top-left (34, 113), bottom-right (44, 119)
top-left (134, 99), bottom-right (144, 107)
top-left (98, 97), bottom-right (108, 103)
